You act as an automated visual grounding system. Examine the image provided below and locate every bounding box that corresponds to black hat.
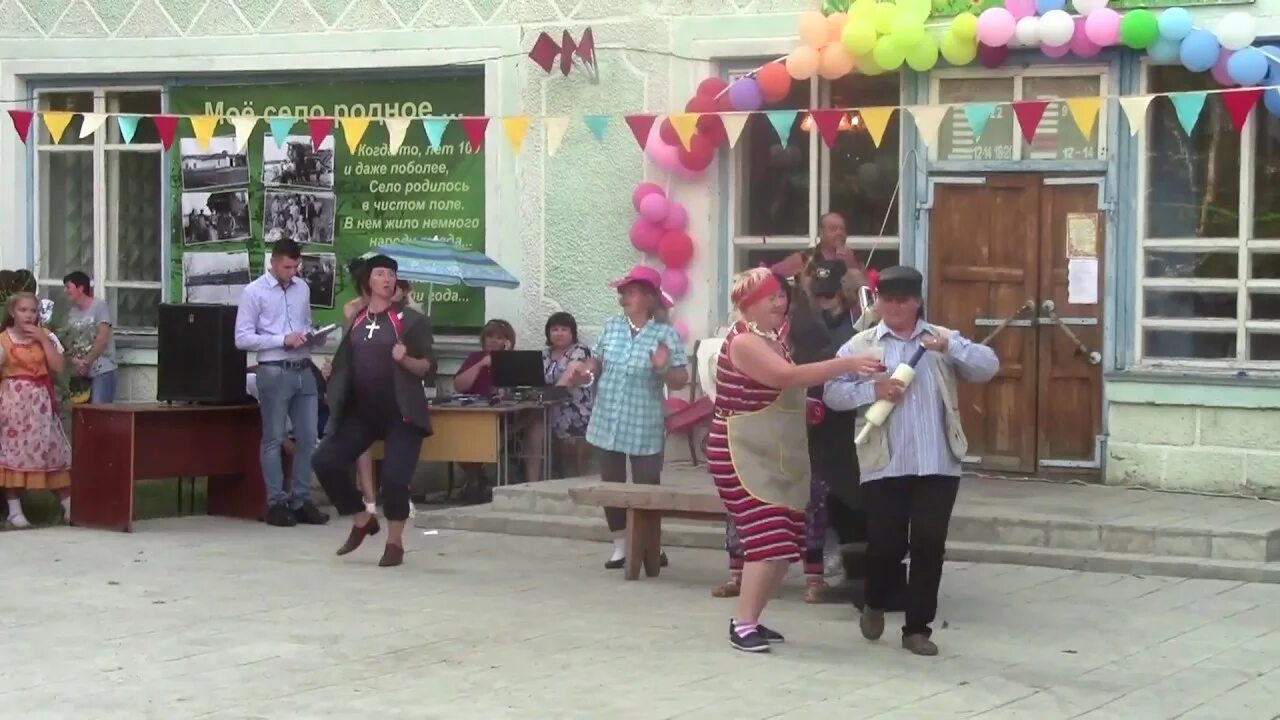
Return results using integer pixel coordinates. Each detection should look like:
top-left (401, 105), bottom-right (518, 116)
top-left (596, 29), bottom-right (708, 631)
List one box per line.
top-left (877, 265), bottom-right (923, 298)
top-left (364, 254), bottom-right (399, 273)
top-left (809, 259), bottom-right (847, 296)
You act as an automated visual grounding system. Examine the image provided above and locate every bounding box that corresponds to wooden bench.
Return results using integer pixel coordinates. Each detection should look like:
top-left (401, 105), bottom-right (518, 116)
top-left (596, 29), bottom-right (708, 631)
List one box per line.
top-left (568, 483), bottom-right (726, 581)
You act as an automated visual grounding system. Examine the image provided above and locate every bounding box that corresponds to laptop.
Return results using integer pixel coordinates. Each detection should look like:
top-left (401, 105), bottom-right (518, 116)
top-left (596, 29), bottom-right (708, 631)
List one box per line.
top-left (491, 350), bottom-right (548, 388)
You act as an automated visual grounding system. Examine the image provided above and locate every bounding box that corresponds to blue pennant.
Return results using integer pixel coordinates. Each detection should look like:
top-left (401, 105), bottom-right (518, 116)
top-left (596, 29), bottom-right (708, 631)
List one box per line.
top-left (764, 110), bottom-right (797, 148)
top-left (1169, 92), bottom-right (1208, 136)
top-left (422, 117), bottom-right (449, 149)
top-left (583, 115), bottom-right (608, 141)
top-left (267, 117), bottom-right (296, 148)
top-left (116, 115), bottom-right (139, 144)
top-left (963, 103), bottom-right (998, 139)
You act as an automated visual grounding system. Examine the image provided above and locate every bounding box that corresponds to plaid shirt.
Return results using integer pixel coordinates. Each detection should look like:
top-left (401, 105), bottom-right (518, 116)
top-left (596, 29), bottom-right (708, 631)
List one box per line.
top-left (586, 314), bottom-right (688, 456)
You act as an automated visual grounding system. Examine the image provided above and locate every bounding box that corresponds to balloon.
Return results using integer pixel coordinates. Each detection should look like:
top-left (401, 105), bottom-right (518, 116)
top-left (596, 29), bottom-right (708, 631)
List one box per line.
top-left (677, 133), bottom-right (714, 173)
top-left (904, 33), bottom-right (940, 72)
top-left (1042, 41), bottom-right (1072, 58)
top-left (727, 77), bottom-right (764, 111)
top-left (872, 34), bottom-right (906, 70)
top-left (819, 44), bottom-right (857, 80)
top-left (951, 12), bottom-right (978, 40)
top-left (630, 219), bottom-right (664, 253)
top-left (1228, 47), bottom-right (1269, 86)
top-left (755, 62), bottom-right (792, 103)
top-left (1266, 88), bottom-right (1280, 117)
top-left (697, 113), bottom-right (727, 147)
top-left (673, 319), bottom-right (690, 343)
top-left (798, 11), bottom-right (828, 49)
top-left (1071, 18), bottom-right (1102, 57)
top-left (871, 2), bottom-right (897, 35)
top-left (1034, 0), bottom-right (1065, 14)
top-left (1211, 49), bottom-right (1236, 86)
top-left (1119, 9), bottom-right (1159, 50)
top-left (632, 183), bottom-right (663, 212)
top-left (661, 268), bottom-right (689, 300)
top-left (890, 15), bottom-right (926, 49)
top-left (646, 124), bottom-right (681, 172)
top-left (842, 20), bottom-right (877, 55)
top-left (857, 51), bottom-right (886, 75)
top-left (1083, 8), bottom-right (1119, 46)
top-left (1147, 36), bottom-right (1181, 65)
top-left (1158, 7), bottom-right (1193, 41)
top-left (638, 192), bottom-right (669, 223)
top-left (685, 94), bottom-right (717, 114)
top-left (786, 46), bottom-right (821, 80)
top-left (1005, 0), bottom-right (1035, 20)
top-left (1180, 29), bottom-right (1221, 73)
top-left (658, 231), bottom-right (694, 269)
top-left (662, 201), bottom-right (687, 231)
top-left (1014, 17), bottom-right (1040, 47)
top-left (658, 119), bottom-right (680, 146)
top-left (696, 77), bottom-right (729, 99)
top-left (1261, 46), bottom-right (1280, 78)
top-left (849, 0), bottom-right (877, 19)
top-left (1071, 0), bottom-right (1107, 13)
top-left (979, 42), bottom-right (1008, 68)
top-left (1039, 10), bottom-right (1074, 47)
top-left (1216, 11), bottom-right (1256, 51)
top-left (826, 12), bottom-right (849, 42)
top-left (976, 8), bottom-right (1016, 47)
top-left (940, 35), bottom-right (978, 65)
top-left (898, 0), bottom-right (931, 22)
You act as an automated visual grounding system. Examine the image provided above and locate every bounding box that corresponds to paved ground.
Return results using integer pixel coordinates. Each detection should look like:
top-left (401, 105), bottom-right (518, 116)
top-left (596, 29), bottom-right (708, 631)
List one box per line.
top-left (4, 519), bottom-right (1280, 720)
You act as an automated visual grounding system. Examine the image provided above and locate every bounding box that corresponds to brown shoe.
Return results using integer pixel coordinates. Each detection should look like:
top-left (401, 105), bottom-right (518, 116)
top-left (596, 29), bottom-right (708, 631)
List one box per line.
top-left (859, 608), bottom-right (885, 640)
top-left (378, 543), bottom-right (405, 567)
top-left (902, 633), bottom-right (938, 656)
top-left (711, 578), bottom-right (741, 598)
top-left (336, 517), bottom-right (380, 556)
top-left (804, 581), bottom-right (832, 604)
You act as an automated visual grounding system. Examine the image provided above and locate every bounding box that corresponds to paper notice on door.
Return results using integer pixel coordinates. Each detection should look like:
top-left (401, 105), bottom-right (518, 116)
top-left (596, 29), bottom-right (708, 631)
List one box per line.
top-left (1067, 258), bottom-right (1099, 305)
top-left (1066, 213), bottom-right (1099, 259)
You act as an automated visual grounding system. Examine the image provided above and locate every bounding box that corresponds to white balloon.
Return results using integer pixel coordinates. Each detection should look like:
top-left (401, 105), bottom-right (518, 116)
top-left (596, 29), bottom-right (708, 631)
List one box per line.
top-left (1039, 10), bottom-right (1075, 47)
top-left (1013, 16), bottom-right (1041, 48)
top-left (1217, 11), bottom-right (1257, 51)
top-left (1071, 0), bottom-right (1108, 14)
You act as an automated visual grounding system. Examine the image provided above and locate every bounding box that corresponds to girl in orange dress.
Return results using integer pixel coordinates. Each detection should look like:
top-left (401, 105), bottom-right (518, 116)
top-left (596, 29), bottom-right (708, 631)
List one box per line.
top-left (0, 292), bottom-right (71, 528)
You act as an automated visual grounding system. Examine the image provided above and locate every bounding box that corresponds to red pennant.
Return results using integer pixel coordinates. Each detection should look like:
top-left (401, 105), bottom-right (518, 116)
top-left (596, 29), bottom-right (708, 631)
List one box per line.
top-left (1011, 101), bottom-right (1050, 144)
top-left (624, 114), bottom-right (656, 149)
top-left (1222, 88), bottom-right (1263, 133)
top-left (7, 109), bottom-right (33, 143)
top-left (307, 117), bottom-right (333, 150)
top-left (152, 115), bottom-right (179, 150)
top-left (559, 30), bottom-right (577, 76)
top-left (808, 110), bottom-right (845, 148)
top-left (459, 117), bottom-right (489, 152)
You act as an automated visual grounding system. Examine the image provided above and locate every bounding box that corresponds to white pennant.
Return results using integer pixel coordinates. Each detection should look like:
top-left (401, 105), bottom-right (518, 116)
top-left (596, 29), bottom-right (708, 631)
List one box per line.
top-left (230, 116), bottom-right (259, 152)
top-left (906, 104), bottom-right (949, 151)
top-left (720, 112), bottom-right (749, 149)
top-left (545, 116), bottom-right (570, 156)
top-left (1118, 96), bottom-right (1153, 137)
top-left (385, 117), bottom-right (412, 155)
top-left (78, 113), bottom-right (107, 139)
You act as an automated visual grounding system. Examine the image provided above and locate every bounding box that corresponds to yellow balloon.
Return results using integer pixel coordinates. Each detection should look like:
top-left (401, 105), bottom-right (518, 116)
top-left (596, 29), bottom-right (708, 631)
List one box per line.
top-left (897, 0), bottom-right (931, 23)
top-left (940, 33), bottom-right (977, 65)
top-left (950, 12), bottom-right (978, 41)
top-left (890, 15), bottom-right (925, 49)
top-left (857, 52), bottom-right (885, 76)
top-left (849, 0), bottom-right (878, 19)
top-left (871, 34), bottom-right (906, 69)
top-left (842, 20), bottom-right (877, 56)
top-left (871, 3), bottom-right (897, 35)
top-left (904, 33), bottom-right (939, 71)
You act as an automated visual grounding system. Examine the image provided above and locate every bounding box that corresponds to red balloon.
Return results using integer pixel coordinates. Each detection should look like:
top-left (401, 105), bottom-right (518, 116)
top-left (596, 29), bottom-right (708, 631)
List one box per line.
top-left (686, 95), bottom-right (717, 114)
top-left (978, 43), bottom-right (1008, 69)
top-left (658, 230), bottom-right (694, 269)
top-left (696, 77), bottom-right (729, 99)
top-left (678, 133), bottom-right (715, 172)
top-left (755, 62), bottom-right (793, 104)
top-left (658, 119), bottom-right (680, 146)
top-left (684, 95), bottom-right (727, 147)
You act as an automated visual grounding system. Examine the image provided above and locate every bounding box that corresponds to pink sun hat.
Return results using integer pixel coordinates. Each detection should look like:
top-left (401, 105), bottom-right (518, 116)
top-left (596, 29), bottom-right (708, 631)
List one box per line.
top-left (608, 264), bottom-right (675, 308)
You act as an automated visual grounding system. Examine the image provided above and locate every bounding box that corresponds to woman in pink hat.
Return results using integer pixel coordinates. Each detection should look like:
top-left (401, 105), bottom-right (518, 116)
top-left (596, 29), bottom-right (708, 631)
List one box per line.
top-left (563, 265), bottom-right (688, 569)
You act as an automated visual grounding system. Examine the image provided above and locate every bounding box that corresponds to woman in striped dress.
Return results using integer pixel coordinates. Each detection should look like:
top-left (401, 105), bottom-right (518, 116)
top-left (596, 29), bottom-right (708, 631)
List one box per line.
top-left (708, 268), bottom-right (884, 653)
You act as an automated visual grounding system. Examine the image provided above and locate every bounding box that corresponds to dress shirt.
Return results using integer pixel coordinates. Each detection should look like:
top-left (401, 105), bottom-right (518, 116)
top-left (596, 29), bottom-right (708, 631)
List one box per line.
top-left (234, 272), bottom-right (313, 362)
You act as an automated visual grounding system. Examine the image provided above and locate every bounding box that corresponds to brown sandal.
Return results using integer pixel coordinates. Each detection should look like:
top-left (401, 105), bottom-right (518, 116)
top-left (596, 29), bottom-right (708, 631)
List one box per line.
top-left (804, 581), bottom-right (831, 604)
top-left (711, 578), bottom-right (741, 598)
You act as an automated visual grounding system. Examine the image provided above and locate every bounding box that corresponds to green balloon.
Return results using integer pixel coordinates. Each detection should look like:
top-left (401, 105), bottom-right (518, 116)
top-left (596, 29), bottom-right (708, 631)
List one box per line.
top-left (843, 20), bottom-right (878, 55)
top-left (940, 33), bottom-right (977, 66)
top-left (950, 12), bottom-right (977, 41)
top-left (898, 0), bottom-right (931, 22)
top-left (872, 34), bottom-right (906, 70)
top-left (890, 15), bottom-right (926, 49)
top-left (871, 3), bottom-right (897, 35)
top-left (904, 34), bottom-right (939, 72)
top-left (1119, 9), bottom-right (1159, 50)
top-left (857, 53), bottom-right (885, 76)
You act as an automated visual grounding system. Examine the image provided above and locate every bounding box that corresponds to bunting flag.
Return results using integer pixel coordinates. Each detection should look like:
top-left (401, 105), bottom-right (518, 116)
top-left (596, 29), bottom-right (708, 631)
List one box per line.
top-left (1118, 95), bottom-right (1153, 136)
top-left (624, 114), bottom-right (656, 149)
top-left (189, 115), bottom-right (220, 151)
top-left (116, 115), bottom-right (140, 144)
top-left (808, 109), bottom-right (846, 148)
top-left (1169, 92), bottom-right (1207, 136)
top-left (267, 117), bottom-right (295, 148)
top-left (906, 105), bottom-right (948, 150)
top-left (459, 117), bottom-right (489, 153)
top-left (546, 116), bottom-right (570, 156)
top-left (42, 111), bottom-right (73, 144)
top-left (78, 113), bottom-right (107, 139)
top-left (668, 113), bottom-right (699, 151)
top-left (7, 109), bottom-right (32, 144)
top-left (1064, 97), bottom-right (1101, 139)
top-left (583, 115), bottom-right (608, 141)
top-left (963, 103), bottom-right (997, 139)
top-left (764, 110), bottom-right (798, 148)
top-left (1011, 101), bottom-right (1049, 144)
top-left (230, 116), bottom-right (258, 152)
top-left (1221, 88), bottom-right (1263, 133)
top-left (422, 118), bottom-right (449, 149)
top-left (307, 117), bottom-right (333, 151)
top-left (858, 107), bottom-right (895, 149)
top-left (152, 115), bottom-right (179, 150)
top-left (502, 116), bottom-right (531, 153)
top-left (386, 117), bottom-right (412, 155)
top-left (339, 117), bottom-right (371, 154)
top-left (720, 112), bottom-right (749, 149)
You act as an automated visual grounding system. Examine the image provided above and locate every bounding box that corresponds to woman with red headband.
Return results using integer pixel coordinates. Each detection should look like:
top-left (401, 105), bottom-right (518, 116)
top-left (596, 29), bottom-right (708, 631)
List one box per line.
top-left (708, 267), bottom-right (884, 653)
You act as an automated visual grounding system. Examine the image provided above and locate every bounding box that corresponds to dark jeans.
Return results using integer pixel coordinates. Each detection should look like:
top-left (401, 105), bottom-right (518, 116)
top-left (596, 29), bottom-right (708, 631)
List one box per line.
top-left (313, 407), bottom-right (425, 522)
top-left (596, 447), bottom-right (663, 532)
top-left (862, 474), bottom-right (961, 637)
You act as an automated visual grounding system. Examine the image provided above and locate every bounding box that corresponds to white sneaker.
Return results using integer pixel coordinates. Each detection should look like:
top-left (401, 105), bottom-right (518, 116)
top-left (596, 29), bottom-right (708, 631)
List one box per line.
top-left (6, 514), bottom-right (31, 529)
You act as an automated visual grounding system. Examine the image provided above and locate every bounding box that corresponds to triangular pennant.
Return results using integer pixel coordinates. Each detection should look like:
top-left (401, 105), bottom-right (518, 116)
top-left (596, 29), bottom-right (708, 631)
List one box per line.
top-left (1118, 95), bottom-right (1153, 136)
top-left (583, 115), bottom-right (608, 141)
top-left (189, 115), bottom-right (220, 151)
top-left (339, 117), bottom-right (371, 154)
top-left (546, 116), bottom-right (570, 156)
top-left (267, 117), bottom-right (295, 148)
top-left (502, 116), bottom-right (531, 153)
top-left (230, 116), bottom-right (258, 152)
top-left (624, 114), bottom-right (656, 149)
top-left (668, 113), bottom-right (700, 151)
top-left (1064, 97), bottom-right (1101, 139)
top-left (459, 117), bottom-right (489, 153)
top-left (116, 115), bottom-right (140, 144)
top-left (720, 112), bottom-right (749, 149)
top-left (78, 112), bottom-right (106, 139)
top-left (42, 111), bottom-right (73, 144)
top-left (385, 118), bottom-right (412, 155)
top-left (152, 115), bottom-right (179, 150)
top-left (1168, 92), bottom-right (1207, 136)
top-left (808, 109), bottom-right (845, 148)
top-left (906, 105), bottom-right (948, 150)
top-left (307, 117), bottom-right (333, 151)
top-left (962, 103), bottom-right (997, 139)
top-left (1011, 101), bottom-right (1050, 144)
top-left (1221, 88), bottom-right (1263, 133)
top-left (7, 110), bottom-right (33, 144)
top-left (422, 118), bottom-right (449, 149)
top-left (764, 110), bottom-right (798, 148)
top-left (858, 107), bottom-right (895, 149)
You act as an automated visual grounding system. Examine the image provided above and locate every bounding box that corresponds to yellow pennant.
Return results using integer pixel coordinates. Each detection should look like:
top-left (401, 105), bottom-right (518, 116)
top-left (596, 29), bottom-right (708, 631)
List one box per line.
top-left (668, 113), bottom-right (700, 151)
top-left (339, 117), bottom-right (371, 154)
top-left (189, 115), bottom-right (220, 151)
top-left (502, 116), bottom-right (531, 153)
top-left (858, 106), bottom-right (896, 149)
top-left (42, 111), bottom-right (73, 144)
top-left (1064, 97), bottom-right (1101, 140)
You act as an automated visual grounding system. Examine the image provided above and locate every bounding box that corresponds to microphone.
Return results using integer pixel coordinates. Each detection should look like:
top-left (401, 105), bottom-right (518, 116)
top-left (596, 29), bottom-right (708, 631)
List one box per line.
top-left (855, 345), bottom-right (927, 445)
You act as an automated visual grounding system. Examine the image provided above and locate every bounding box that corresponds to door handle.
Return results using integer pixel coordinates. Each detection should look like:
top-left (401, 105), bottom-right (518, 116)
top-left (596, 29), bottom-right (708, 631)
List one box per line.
top-left (1039, 300), bottom-right (1102, 365)
top-left (978, 299), bottom-right (1035, 346)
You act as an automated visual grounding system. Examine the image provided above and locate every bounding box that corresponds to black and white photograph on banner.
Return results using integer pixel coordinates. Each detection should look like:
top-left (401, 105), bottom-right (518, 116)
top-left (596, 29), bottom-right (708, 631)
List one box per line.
top-left (263, 191), bottom-right (336, 246)
top-left (266, 252), bottom-right (337, 309)
top-left (182, 250), bottom-right (252, 305)
top-left (179, 137), bottom-right (250, 190)
top-left (262, 134), bottom-right (335, 189)
top-left (181, 190), bottom-right (252, 246)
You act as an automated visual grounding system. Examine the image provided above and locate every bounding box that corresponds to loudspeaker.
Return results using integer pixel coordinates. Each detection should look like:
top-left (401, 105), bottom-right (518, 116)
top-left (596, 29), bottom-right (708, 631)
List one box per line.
top-left (157, 303), bottom-right (247, 404)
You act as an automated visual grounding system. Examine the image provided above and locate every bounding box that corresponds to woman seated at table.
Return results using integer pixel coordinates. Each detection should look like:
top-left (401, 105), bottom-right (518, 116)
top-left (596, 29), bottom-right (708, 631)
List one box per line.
top-left (454, 319), bottom-right (546, 501)
top-left (542, 311), bottom-right (595, 478)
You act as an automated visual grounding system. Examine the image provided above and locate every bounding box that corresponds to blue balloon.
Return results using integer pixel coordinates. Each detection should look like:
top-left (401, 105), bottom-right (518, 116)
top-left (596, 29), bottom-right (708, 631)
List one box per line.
top-left (1180, 29), bottom-right (1220, 73)
top-left (1158, 7), bottom-right (1193, 41)
top-left (1260, 45), bottom-right (1280, 79)
top-left (1228, 48), bottom-right (1269, 86)
top-left (1035, 0), bottom-right (1065, 14)
top-left (1265, 88), bottom-right (1280, 117)
top-left (1147, 36), bottom-right (1181, 65)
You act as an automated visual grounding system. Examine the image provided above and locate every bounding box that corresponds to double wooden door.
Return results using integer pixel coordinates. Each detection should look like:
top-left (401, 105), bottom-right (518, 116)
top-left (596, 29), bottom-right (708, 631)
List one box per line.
top-left (927, 174), bottom-right (1104, 477)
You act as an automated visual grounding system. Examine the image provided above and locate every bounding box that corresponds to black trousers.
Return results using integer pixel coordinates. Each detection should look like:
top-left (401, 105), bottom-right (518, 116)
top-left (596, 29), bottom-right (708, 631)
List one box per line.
top-left (861, 474), bottom-right (960, 637)
top-left (313, 407), bottom-right (425, 522)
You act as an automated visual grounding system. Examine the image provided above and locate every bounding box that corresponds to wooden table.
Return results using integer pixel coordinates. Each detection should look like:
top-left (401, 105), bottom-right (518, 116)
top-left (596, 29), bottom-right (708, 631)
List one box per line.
top-left (71, 403), bottom-right (266, 532)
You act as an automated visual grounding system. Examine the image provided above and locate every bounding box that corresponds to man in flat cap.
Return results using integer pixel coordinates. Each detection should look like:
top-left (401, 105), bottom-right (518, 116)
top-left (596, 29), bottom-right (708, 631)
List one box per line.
top-left (822, 265), bottom-right (999, 656)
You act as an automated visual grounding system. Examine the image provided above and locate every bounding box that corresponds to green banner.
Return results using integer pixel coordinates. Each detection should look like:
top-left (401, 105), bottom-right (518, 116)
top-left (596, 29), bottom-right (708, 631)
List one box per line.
top-left (168, 76), bottom-right (486, 332)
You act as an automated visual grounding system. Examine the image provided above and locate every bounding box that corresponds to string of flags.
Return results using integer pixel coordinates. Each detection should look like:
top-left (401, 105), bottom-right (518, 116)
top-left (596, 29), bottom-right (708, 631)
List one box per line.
top-left (6, 86), bottom-right (1271, 158)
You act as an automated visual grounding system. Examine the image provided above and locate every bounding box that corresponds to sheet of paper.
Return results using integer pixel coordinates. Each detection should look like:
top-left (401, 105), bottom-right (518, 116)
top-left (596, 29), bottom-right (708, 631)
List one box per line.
top-left (1066, 213), bottom-right (1098, 259)
top-left (1067, 258), bottom-right (1098, 305)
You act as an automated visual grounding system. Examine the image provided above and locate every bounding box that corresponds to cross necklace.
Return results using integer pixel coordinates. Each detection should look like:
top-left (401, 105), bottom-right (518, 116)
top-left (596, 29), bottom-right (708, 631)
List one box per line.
top-left (364, 314), bottom-right (381, 339)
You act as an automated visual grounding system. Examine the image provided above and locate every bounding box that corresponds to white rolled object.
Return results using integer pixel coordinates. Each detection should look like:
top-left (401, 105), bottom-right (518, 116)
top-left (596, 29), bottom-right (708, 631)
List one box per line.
top-left (854, 345), bottom-right (928, 445)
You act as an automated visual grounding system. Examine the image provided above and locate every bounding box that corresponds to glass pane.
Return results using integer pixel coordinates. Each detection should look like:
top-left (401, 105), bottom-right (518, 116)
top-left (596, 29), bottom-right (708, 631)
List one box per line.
top-left (863, 248), bottom-right (900, 271)
top-left (1249, 333), bottom-right (1280, 360)
top-left (1250, 292), bottom-right (1280, 320)
top-left (1144, 289), bottom-right (1237, 319)
top-left (107, 91), bottom-right (162, 145)
top-left (1250, 251), bottom-right (1280, 279)
top-left (1254, 112), bottom-right (1280, 238)
top-left (738, 78), bottom-right (810, 237)
top-left (1021, 76), bottom-right (1103, 161)
top-left (936, 77), bottom-right (1015, 162)
top-left (1146, 67), bottom-right (1240, 238)
top-left (106, 287), bottom-right (161, 330)
top-left (1144, 330), bottom-right (1235, 360)
top-left (738, 247), bottom-right (798, 273)
top-left (827, 74), bottom-right (900, 237)
top-left (106, 151), bottom-right (164, 282)
top-left (1144, 251), bottom-right (1238, 279)
top-left (38, 151), bottom-right (94, 281)
top-left (36, 91), bottom-right (93, 146)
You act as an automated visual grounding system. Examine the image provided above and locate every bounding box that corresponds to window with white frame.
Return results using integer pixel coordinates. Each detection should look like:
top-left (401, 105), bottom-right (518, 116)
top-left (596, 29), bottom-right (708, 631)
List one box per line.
top-left (1137, 65), bottom-right (1280, 365)
top-left (729, 70), bottom-right (902, 274)
top-left (35, 89), bottom-right (165, 331)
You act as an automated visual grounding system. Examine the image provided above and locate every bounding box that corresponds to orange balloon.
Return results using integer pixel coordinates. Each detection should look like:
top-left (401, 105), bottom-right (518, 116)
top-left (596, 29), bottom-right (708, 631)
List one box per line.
top-left (785, 46), bottom-right (821, 80)
top-left (755, 62), bottom-right (793, 103)
top-left (826, 12), bottom-right (849, 43)
top-left (797, 11), bottom-right (828, 49)
top-left (819, 44), bottom-right (856, 80)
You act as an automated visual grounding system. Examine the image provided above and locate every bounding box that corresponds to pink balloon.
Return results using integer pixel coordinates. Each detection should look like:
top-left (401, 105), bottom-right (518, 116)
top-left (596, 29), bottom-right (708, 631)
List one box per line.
top-left (1005, 0), bottom-right (1035, 20)
top-left (630, 218), bottom-right (664, 253)
top-left (976, 8), bottom-right (1017, 47)
top-left (638, 192), bottom-right (669, 223)
top-left (979, 42), bottom-right (1009, 68)
top-left (631, 182), bottom-right (663, 212)
top-left (1083, 8), bottom-right (1120, 46)
top-left (662, 201), bottom-right (688, 231)
top-left (645, 123), bottom-right (682, 172)
top-left (1212, 49), bottom-right (1237, 86)
top-left (1070, 18), bottom-right (1101, 57)
top-left (661, 267), bottom-right (689, 300)
top-left (673, 320), bottom-right (689, 342)
top-left (1042, 41), bottom-right (1071, 58)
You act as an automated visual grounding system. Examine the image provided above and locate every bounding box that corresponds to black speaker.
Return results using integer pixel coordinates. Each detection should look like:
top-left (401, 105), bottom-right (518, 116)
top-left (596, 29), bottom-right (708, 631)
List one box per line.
top-left (157, 303), bottom-right (247, 404)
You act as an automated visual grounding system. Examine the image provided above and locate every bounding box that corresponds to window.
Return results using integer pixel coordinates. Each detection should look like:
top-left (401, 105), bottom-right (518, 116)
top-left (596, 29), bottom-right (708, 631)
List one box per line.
top-left (730, 70), bottom-right (902, 274)
top-left (35, 88), bottom-right (165, 331)
top-left (1137, 66), bottom-right (1280, 366)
